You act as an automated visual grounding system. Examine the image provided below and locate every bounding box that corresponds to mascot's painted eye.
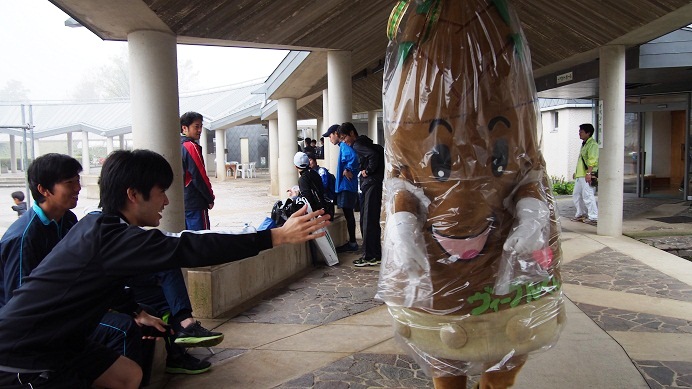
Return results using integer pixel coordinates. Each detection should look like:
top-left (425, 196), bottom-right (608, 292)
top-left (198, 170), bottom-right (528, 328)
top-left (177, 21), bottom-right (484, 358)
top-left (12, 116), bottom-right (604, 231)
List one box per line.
top-left (491, 139), bottom-right (508, 177)
top-left (428, 119), bottom-right (454, 181)
top-left (488, 116), bottom-right (511, 177)
top-left (431, 144), bottom-right (452, 181)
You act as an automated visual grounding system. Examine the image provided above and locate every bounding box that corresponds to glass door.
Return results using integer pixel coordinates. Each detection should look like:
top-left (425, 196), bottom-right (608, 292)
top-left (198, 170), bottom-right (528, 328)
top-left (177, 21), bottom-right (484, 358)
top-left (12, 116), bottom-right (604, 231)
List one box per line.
top-left (625, 94), bottom-right (689, 199)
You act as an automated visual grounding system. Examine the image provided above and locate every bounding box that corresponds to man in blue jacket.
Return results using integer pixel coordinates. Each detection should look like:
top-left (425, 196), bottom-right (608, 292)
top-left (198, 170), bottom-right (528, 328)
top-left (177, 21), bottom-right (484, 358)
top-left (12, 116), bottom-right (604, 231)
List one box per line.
top-left (337, 123), bottom-right (384, 267)
top-left (0, 149), bottom-right (328, 389)
top-left (323, 124), bottom-right (360, 252)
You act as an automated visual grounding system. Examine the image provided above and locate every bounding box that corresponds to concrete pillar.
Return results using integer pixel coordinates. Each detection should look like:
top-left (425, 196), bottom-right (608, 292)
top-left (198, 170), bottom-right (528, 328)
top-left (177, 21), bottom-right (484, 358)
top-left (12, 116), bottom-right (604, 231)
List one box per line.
top-left (9, 135), bottom-right (16, 173)
top-left (322, 89), bottom-right (334, 171)
top-left (119, 134), bottom-right (125, 150)
top-left (67, 132), bottom-right (73, 157)
top-left (316, 118), bottom-right (323, 140)
top-left (106, 137), bottom-right (114, 156)
top-left (81, 131), bottom-right (90, 175)
top-left (215, 128), bottom-right (226, 180)
top-left (368, 110), bottom-right (378, 144)
top-left (269, 119), bottom-right (279, 196)
top-left (200, 126), bottom-right (209, 169)
top-left (327, 51), bottom-right (352, 174)
top-left (128, 29), bottom-right (184, 232)
top-left (598, 45), bottom-right (625, 237)
top-left (278, 98), bottom-right (298, 196)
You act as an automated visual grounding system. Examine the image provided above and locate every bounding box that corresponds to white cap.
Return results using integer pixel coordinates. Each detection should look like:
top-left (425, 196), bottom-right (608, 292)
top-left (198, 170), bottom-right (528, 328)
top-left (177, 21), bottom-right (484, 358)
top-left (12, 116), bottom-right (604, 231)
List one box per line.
top-left (293, 152), bottom-right (309, 169)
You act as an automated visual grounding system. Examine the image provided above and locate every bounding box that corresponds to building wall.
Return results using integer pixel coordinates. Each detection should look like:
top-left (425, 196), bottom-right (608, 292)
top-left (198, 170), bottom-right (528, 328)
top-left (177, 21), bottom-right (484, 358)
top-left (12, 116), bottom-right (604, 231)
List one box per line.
top-left (224, 124), bottom-right (269, 168)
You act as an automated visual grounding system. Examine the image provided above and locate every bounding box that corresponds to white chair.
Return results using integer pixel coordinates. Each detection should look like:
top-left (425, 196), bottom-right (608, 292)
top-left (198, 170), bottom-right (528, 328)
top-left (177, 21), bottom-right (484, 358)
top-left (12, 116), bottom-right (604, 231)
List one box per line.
top-left (234, 162), bottom-right (245, 179)
top-left (247, 162), bottom-right (257, 178)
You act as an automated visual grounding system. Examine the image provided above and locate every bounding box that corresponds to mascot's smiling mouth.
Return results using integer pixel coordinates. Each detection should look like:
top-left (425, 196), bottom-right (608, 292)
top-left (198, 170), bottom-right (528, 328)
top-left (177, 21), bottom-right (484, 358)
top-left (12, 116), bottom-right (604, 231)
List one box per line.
top-left (432, 223), bottom-right (493, 261)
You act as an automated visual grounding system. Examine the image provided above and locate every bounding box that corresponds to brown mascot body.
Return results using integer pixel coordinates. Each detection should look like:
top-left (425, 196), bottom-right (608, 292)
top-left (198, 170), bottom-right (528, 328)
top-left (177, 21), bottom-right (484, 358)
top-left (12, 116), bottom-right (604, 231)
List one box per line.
top-left (379, 1), bottom-right (566, 388)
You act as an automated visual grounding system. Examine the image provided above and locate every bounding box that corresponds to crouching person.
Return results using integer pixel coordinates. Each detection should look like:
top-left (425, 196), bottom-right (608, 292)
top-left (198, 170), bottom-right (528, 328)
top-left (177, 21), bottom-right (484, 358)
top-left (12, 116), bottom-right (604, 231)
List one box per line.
top-left (0, 149), bottom-right (329, 389)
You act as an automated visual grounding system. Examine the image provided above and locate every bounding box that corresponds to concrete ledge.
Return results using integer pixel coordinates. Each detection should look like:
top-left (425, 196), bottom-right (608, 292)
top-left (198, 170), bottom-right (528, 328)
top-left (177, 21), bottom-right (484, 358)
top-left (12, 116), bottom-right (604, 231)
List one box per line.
top-left (187, 215), bottom-right (347, 319)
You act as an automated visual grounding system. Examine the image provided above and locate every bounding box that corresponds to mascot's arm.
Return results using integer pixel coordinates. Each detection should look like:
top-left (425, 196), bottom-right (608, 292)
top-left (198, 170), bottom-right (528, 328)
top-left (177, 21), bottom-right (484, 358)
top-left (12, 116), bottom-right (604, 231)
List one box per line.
top-left (380, 177), bottom-right (434, 308)
top-left (495, 197), bottom-right (551, 295)
top-left (503, 197), bottom-right (549, 254)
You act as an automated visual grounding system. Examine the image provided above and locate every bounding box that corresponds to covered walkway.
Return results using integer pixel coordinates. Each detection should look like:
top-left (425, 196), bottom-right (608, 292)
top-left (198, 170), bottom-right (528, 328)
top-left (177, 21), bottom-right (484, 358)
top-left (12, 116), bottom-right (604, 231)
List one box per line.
top-left (165, 185), bottom-right (692, 389)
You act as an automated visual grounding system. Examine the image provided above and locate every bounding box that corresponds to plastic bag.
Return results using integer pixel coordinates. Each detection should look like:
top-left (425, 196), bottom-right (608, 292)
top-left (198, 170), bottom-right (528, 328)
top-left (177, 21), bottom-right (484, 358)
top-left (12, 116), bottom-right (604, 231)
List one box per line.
top-left (257, 217), bottom-right (276, 231)
top-left (379, 0), bottom-right (565, 377)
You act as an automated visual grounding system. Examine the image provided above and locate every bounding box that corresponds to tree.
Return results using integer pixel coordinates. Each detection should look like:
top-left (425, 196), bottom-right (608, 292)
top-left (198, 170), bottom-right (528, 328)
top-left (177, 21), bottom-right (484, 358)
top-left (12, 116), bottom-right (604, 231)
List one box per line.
top-left (99, 51), bottom-right (130, 98)
top-left (71, 49), bottom-right (199, 100)
top-left (0, 80), bottom-right (30, 102)
top-left (178, 59), bottom-right (199, 93)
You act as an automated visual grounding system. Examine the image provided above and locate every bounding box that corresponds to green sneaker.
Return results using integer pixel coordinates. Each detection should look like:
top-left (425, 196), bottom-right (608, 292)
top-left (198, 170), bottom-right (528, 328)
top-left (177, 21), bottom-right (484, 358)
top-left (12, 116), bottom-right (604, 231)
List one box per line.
top-left (174, 321), bottom-right (224, 347)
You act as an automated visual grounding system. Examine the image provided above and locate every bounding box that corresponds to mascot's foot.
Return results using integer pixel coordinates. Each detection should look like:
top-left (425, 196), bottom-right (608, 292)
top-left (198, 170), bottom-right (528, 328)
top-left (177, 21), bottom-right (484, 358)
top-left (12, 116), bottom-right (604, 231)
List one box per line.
top-left (432, 375), bottom-right (467, 389)
top-left (431, 354), bottom-right (526, 389)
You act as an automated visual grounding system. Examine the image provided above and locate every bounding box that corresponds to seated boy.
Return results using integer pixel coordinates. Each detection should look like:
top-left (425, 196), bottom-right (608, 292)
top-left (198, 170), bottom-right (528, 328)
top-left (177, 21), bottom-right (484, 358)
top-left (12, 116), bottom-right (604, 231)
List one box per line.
top-left (0, 149), bottom-right (328, 388)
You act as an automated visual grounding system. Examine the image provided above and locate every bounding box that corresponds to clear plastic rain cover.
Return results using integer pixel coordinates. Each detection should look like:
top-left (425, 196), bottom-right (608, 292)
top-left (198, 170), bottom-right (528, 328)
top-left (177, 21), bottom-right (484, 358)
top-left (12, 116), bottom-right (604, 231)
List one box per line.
top-left (379, 0), bottom-right (566, 377)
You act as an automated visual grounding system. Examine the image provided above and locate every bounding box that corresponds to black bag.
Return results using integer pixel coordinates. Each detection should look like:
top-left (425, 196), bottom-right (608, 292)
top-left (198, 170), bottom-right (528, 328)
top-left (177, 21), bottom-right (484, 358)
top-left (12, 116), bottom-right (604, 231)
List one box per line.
top-left (304, 174), bottom-right (334, 220)
top-left (270, 198), bottom-right (306, 227)
top-left (580, 154), bottom-right (598, 187)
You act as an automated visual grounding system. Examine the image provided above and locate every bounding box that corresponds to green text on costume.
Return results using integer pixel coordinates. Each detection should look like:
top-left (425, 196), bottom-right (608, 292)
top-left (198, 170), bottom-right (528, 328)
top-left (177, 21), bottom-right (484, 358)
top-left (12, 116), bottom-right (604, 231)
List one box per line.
top-left (468, 277), bottom-right (561, 316)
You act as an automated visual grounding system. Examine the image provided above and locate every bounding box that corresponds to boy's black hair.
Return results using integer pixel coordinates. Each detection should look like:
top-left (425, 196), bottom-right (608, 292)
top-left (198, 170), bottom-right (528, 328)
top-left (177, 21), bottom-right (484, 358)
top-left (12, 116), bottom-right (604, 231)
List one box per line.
top-left (27, 153), bottom-right (83, 204)
top-left (180, 111), bottom-right (204, 130)
top-left (98, 150), bottom-right (174, 214)
top-left (579, 123), bottom-right (595, 137)
top-left (11, 191), bottom-right (24, 202)
top-left (337, 122), bottom-right (358, 137)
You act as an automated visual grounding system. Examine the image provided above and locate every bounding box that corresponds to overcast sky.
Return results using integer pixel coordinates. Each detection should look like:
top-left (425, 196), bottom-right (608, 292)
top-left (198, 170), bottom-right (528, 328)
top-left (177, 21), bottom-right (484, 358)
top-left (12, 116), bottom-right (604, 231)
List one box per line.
top-left (0, 0), bottom-right (288, 101)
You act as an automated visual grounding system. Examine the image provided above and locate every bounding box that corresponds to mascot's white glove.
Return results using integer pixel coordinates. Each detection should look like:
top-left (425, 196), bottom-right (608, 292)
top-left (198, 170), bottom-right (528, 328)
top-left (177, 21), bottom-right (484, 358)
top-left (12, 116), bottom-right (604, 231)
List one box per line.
top-left (377, 178), bottom-right (434, 308)
top-left (496, 197), bottom-right (551, 294)
top-left (503, 197), bottom-right (550, 254)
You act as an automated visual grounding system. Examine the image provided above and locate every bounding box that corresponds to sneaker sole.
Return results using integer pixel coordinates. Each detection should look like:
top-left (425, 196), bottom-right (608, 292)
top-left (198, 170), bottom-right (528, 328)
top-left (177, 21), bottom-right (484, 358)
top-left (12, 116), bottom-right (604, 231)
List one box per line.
top-left (174, 335), bottom-right (224, 348)
top-left (354, 259), bottom-right (380, 267)
top-left (165, 366), bottom-right (211, 375)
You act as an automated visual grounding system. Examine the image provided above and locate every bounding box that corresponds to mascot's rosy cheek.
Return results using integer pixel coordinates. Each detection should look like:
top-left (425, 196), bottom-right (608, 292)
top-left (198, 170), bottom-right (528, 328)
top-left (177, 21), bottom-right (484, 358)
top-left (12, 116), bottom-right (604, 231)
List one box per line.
top-left (377, 1), bottom-right (566, 388)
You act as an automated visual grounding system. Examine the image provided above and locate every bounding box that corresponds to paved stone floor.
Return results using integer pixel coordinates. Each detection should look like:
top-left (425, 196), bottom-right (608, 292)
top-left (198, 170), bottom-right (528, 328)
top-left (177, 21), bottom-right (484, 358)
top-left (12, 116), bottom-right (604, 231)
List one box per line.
top-left (275, 354), bottom-right (437, 389)
top-left (561, 248), bottom-right (692, 301)
top-left (560, 243), bottom-right (692, 388)
top-left (230, 265), bottom-right (382, 325)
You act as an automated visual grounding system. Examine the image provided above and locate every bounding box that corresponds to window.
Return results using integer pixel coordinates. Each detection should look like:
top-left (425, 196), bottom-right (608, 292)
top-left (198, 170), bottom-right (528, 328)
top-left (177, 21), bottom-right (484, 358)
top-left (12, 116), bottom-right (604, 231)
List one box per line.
top-left (552, 111), bottom-right (559, 132)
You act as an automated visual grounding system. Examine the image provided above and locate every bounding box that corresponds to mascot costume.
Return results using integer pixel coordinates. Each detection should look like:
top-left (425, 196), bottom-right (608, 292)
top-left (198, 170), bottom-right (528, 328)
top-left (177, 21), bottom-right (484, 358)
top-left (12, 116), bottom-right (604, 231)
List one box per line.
top-left (379, 0), bottom-right (566, 388)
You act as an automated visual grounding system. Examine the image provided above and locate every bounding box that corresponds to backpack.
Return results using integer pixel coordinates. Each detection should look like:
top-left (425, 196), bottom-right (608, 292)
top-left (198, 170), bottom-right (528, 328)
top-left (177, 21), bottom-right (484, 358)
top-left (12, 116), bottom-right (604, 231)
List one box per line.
top-left (326, 171), bottom-right (336, 201)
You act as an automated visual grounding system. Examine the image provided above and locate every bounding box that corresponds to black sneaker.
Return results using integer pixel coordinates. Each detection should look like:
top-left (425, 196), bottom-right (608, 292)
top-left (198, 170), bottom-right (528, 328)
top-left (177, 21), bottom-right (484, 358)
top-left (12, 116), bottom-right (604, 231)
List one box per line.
top-left (165, 352), bottom-right (211, 375)
top-left (336, 242), bottom-right (359, 253)
top-left (354, 257), bottom-right (381, 267)
top-left (174, 321), bottom-right (224, 347)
